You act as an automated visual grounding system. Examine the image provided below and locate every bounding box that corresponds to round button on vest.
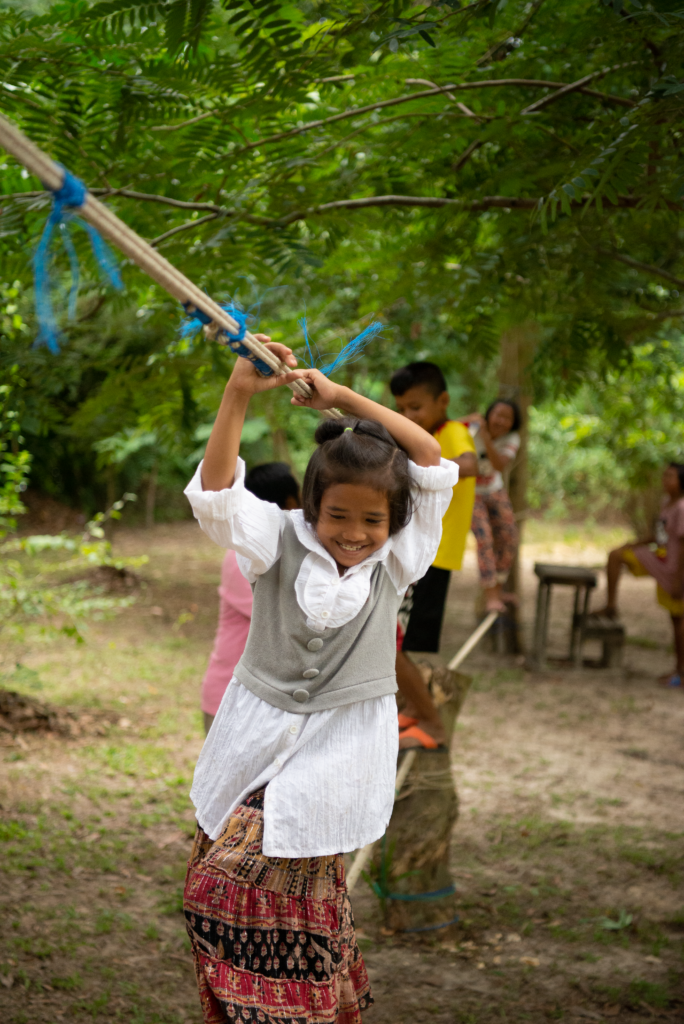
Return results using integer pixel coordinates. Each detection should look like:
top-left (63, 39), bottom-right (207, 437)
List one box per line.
top-left (293, 688), bottom-right (309, 703)
top-left (302, 668), bottom-right (319, 679)
top-left (307, 638), bottom-right (323, 651)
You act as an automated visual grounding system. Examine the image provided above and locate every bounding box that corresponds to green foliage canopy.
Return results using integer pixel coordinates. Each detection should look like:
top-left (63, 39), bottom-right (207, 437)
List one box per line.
top-left (0, 0), bottom-right (683, 509)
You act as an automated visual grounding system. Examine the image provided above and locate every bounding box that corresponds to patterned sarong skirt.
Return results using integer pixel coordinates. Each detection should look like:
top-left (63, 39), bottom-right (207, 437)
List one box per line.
top-left (184, 789), bottom-right (373, 1024)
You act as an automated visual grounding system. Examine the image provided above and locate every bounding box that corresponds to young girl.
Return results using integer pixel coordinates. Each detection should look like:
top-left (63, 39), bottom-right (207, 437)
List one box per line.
top-left (464, 399), bottom-right (521, 613)
top-left (592, 462), bottom-right (684, 688)
top-left (183, 336), bottom-right (458, 1023)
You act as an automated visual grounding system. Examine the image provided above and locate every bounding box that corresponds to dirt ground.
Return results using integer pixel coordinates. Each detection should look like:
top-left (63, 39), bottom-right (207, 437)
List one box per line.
top-left (0, 520), bottom-right (682, 1024)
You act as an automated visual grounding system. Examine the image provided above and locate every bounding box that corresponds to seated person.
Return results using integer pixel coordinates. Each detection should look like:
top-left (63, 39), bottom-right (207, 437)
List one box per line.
top-left (201, 462), bottom-right (301, 733)
top-left (593, 462), bottom-right (684, 688)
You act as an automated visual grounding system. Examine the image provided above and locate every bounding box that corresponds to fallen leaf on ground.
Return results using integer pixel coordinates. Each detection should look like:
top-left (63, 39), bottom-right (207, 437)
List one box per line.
top-left (519, 956), bottom-right (539, 967)
top-left (506, 933), bottom-right (521, 943)
top-left (476, 962), bottom-right (485, 970)
top-left (603, 1007), bottom-right (620, 1018)
top-left (118, 717), bottom-right (131, 728)
top-left (644, 954), bottom-right (661, 964)
top-left (84, 831), bottom-right (100, 843)
top-left (0, 974), bottom-right (14, 989)
top-left (570, 1009), bottom-right (603, 1021)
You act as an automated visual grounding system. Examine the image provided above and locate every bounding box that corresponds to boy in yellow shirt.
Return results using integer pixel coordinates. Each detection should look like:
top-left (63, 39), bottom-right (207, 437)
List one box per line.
top-left (390, 362), bottom-right (477, 749)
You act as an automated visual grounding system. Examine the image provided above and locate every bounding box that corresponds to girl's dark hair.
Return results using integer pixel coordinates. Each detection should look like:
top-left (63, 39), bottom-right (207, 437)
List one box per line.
top-left (484, 398), bottom-right (522, 433)
top-left (669, 462), bottom-right (684, 493)
top-left (302, 417), bottom-right (414, 535)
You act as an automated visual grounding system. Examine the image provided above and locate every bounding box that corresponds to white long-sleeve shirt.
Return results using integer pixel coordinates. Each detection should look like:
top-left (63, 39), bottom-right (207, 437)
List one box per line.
top-left (184, 455), bottom-right (459, 856)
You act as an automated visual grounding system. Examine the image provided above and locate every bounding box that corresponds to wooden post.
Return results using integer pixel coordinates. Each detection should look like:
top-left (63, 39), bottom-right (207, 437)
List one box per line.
top-left (371, 667), bottom-right (471, 935)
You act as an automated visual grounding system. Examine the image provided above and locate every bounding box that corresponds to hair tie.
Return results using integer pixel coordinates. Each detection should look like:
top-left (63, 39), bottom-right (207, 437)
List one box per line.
top-left (343, 426), bottom-right (354, 432)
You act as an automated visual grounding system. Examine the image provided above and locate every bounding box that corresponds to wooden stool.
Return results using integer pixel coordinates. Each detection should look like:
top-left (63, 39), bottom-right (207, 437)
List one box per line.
top-left (581, 616), bottom-right (626, 668)
top-left (533, 563), bottom-right (597, 670)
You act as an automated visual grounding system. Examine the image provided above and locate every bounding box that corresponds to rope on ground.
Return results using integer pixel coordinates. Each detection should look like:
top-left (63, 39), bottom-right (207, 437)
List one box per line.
top-left (347, 609), bottom-right (500, 894)
top-left (0, 113), bottom-right (342, 417)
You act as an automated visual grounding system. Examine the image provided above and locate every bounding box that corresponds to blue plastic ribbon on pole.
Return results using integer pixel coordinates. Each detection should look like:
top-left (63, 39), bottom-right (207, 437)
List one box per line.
top-left (180, 301), bottom-right (275, 377)
top-left (298, 317), bottom-right (385, 376)
top-left (33, 167), bottom-right (123, 353)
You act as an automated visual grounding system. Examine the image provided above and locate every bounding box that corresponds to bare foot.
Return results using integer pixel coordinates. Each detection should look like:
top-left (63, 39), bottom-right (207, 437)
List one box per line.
top-left (399, 718), bottom-right (447, 750)
top-left (486, 598), bottom-right (506, 613)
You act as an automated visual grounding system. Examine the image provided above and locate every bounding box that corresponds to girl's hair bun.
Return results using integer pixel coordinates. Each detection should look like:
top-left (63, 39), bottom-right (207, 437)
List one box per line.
top-left (314, 415), bottom-right (398, 448)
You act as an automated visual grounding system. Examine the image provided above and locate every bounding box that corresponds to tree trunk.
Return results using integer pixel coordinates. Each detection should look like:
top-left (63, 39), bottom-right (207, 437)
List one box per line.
top-left (104, 464), bottom-right (117, 541)
top-left (371, 667), bottom-right (471, 936)
top-left (146, 462), bottom-right (158, 529)
top-left (495, 323), bottom-right (536, 654)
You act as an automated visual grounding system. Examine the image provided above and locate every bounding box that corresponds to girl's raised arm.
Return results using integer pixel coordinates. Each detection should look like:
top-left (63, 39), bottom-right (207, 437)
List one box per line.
top-left (201, 337), bottom-right (300, 491)
top-left (290, 369), bottom-right (441, 468)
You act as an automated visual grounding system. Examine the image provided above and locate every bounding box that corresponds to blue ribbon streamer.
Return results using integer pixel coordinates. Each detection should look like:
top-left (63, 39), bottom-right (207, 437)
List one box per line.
top-left (180, 301), bottom-right (275, 377)
top-left (298, 317), bottom-right (385, 376)
top-left (33, 167), bottom-right (123, 352)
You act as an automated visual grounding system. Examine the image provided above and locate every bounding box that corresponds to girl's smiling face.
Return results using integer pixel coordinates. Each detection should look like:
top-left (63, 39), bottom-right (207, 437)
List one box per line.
top-left (315, 482), bottom-right (391, 572)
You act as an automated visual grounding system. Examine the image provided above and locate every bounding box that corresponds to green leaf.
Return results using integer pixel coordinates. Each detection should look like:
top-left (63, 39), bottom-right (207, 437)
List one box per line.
top-left (418, 30), bottom-right (436, 47)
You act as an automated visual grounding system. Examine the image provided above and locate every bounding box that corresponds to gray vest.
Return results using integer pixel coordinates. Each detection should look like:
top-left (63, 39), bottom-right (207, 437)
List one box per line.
top-left (235, 518), bottom-right (400, 713)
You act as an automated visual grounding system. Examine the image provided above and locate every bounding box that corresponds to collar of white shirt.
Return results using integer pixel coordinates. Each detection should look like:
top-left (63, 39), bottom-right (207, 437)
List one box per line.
top-left (289, 508), bottom-right (393, 578)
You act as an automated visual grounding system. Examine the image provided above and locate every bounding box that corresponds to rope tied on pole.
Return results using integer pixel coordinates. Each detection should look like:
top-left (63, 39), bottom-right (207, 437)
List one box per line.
top-left (181, 301), bottom-right (276, 377)
top-left (34, 167), bottom-right (123, 352)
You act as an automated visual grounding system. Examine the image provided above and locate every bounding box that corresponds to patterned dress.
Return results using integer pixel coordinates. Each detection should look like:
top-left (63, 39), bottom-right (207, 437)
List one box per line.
top-left (184, 791), bottom-right (372, 1024)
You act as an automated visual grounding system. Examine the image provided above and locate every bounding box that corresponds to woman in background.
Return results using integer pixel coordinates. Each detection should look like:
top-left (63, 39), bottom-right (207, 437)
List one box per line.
top-left (464, 399), bottom-right (522, 613)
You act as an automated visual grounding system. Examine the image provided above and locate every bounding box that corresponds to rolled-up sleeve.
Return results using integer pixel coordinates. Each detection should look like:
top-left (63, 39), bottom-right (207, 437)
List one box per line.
top-left (184, 457), bottom-right (283, 578)
top-left (385, 457), bottom-right (460, 593)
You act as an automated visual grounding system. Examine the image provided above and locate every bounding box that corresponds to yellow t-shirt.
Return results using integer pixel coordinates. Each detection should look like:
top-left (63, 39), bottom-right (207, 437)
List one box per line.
top-left (432, 420), bottom-right (476, 572)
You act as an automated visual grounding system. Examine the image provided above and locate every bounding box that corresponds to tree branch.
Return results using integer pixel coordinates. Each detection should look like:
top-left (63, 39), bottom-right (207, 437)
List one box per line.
top-left (4, 189), bottom-right (675, 242)
top-left (452, 139), bottom-right (483, 172)
top-left (149, 213), bottom-right (220, 247)
top-left (265, 193), bottom-right (664, 227)
top-left (521, 63), bottom-right (637, 114)
top-left (153, 75), bottom-right (636, 144)
top-left (597, 247), bottom-right (684, 289)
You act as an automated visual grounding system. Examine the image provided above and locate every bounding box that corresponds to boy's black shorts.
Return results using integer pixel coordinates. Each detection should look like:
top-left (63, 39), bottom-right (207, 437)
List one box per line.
top-left (398, 565), bottom-right (452, 653)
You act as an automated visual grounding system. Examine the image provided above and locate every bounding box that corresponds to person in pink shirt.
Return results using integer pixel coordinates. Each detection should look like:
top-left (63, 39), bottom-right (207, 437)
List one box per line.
top-left (592, 462), bottom-right (684, 689)
top-left (201, 462), bottom-right (301, 733)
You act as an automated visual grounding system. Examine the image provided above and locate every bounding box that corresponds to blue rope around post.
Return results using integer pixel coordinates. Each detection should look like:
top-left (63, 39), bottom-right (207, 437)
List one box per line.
top-left (371, 833), bottom-right (459, 933)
